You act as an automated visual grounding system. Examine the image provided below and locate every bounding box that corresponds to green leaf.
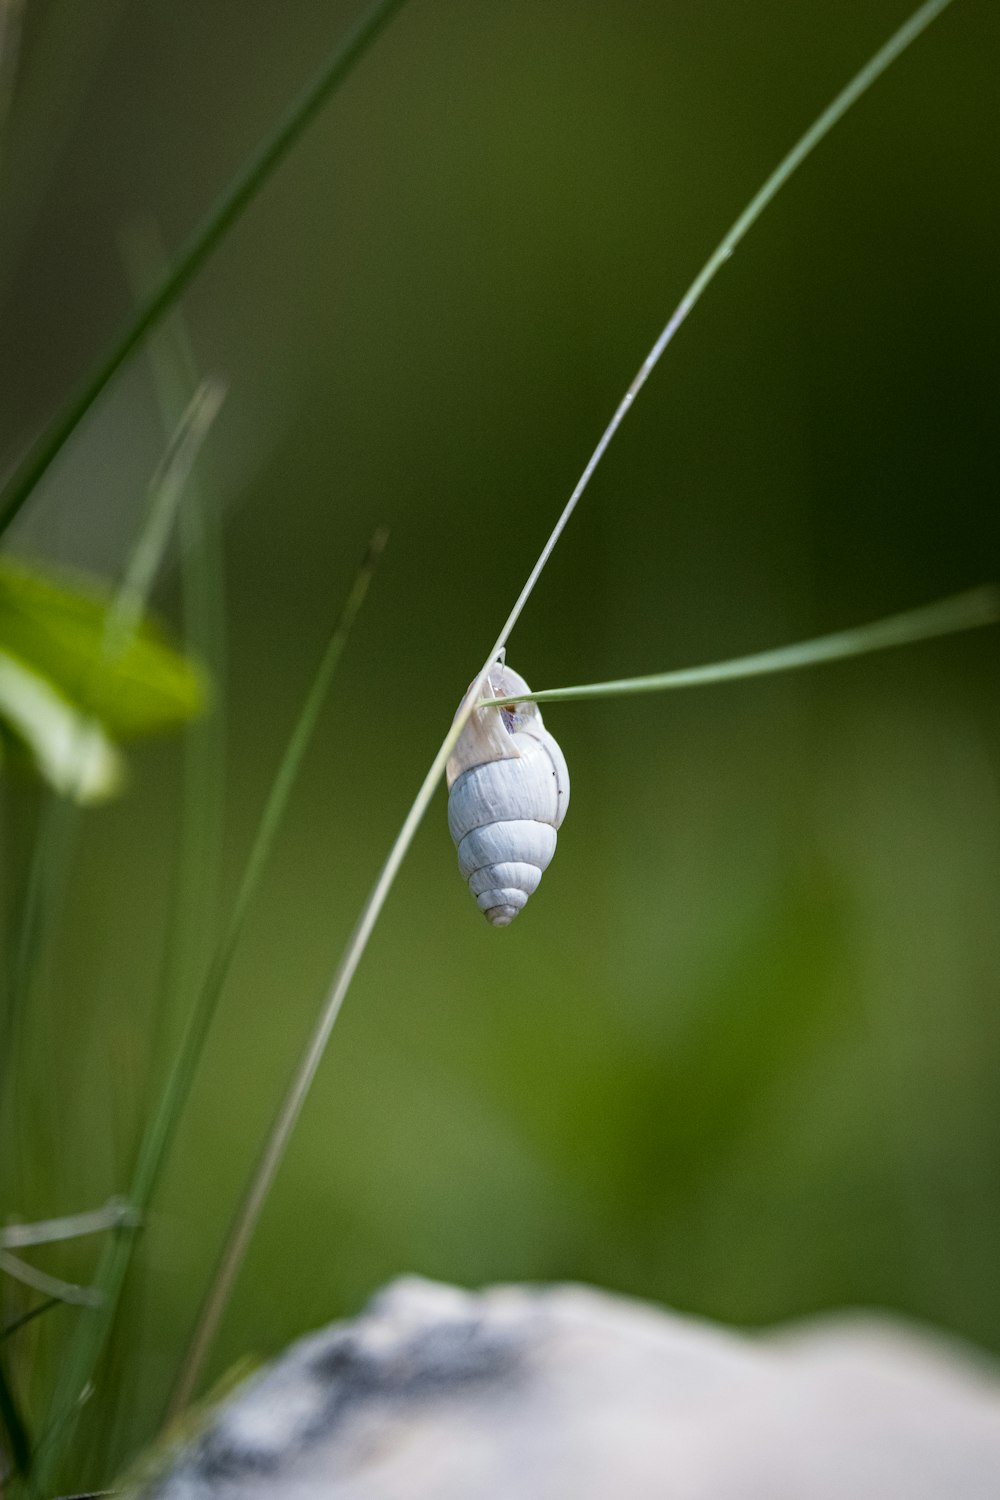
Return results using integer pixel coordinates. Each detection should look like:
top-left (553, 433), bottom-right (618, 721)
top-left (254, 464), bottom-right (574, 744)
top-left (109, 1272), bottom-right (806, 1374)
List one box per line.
top-left (0, 556), bottom-right (205, 739)
top-left (0, 649), bottom-right (122, 803)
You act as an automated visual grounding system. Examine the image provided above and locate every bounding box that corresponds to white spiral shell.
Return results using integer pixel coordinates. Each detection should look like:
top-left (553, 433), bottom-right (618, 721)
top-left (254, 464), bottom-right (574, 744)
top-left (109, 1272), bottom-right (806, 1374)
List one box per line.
top-left (447, 658), bottom-right (569, 927)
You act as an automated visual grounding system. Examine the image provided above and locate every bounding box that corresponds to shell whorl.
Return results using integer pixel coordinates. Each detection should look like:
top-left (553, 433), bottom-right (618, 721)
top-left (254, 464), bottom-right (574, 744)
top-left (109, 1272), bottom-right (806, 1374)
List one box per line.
top-left (447, 661), bottom-right (569, 927)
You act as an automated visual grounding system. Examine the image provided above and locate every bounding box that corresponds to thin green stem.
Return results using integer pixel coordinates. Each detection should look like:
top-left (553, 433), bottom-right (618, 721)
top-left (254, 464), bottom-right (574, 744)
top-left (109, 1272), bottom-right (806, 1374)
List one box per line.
top-left (0, 1251), bottom-right (101, 1309)
top-left (2, 1297), bottom-right (59, 1342)
top-left (121, 215), bottom-right (230, 1157)
top-left (169, 0), bottom-right (956, 1412)
top-left (484, 0), bottom-right (957, 665)
top-left (29, 387), bottom-right (225, 1493)
top-left (64, 221), bottom-right (234, 1490)
top-left (63, 529), bottom-right (384, 1445)
top-left (3, 792), bottom-right (78, 1108)
top-left (166, 697), bottom-right (470, 1419)
top-left (0, 0), bottom-right (410, 536)
top-left (99, 380), bottom-right (226, 661)
top-left (1, 1199), bottom-right (137, 1250)
top-left (484, 587), bottom-right (1000, 708)
top-left (34, 535), bottom-right (384, 1488)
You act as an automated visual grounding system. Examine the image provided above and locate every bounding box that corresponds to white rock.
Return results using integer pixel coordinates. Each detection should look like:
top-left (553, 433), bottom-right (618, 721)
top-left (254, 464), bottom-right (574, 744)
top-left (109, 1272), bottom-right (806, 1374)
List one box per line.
top-left (141, 1278), bottom-right (1000, 1500)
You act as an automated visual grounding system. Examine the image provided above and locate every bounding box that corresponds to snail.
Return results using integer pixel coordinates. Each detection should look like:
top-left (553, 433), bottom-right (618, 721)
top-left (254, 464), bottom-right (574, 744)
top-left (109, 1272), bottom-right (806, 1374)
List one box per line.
top-left (446, 656), bottom-right (569, 927)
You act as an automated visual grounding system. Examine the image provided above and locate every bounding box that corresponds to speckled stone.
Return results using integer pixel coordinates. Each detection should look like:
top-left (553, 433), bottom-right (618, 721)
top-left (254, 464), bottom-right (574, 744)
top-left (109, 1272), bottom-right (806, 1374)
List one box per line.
top-left (140, 1278), bottom-right (1000, 1500)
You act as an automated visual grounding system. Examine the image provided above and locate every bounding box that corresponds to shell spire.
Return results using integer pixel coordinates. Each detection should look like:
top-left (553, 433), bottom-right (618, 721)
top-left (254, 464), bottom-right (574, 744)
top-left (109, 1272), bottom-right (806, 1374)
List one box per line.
top-left (447, 657), bottom-right (569, 927)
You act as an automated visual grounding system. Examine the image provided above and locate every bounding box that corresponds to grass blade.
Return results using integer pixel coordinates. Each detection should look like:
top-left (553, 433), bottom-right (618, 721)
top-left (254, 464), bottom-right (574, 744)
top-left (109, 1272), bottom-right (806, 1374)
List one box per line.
top-left (0, 1251), bottom-right (102, 1309)
top-left (39, 529), bottom-right (387, 1480)
top-left (0, 0), bottom-right (411, 536)
top-left (480, 0), bottom-right (958, 672)
top-left (58, 220), bottom-right (237, 1491)
top-left (16, 386), bottom-right (225, 1492)
top-left (1, 1201), bottom-right (137, 1251)
top-left (120, 216), bottom-right (230, 1152)
top-left (138, 527), bottom-right (388, 1223)
top-left (100, 380), bottom-right (226, 661)
top-left (2, 1297), bottom-right (60, 1342)
top-left (167, 0), bottom-right (957, 1412)
top-left (484, 587), bottom-right (1000, 707)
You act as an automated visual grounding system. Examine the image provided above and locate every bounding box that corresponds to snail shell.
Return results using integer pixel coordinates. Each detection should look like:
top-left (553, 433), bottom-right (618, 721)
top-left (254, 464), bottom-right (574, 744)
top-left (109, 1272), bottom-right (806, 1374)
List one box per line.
top-left (447, 658), bottom-right (569, 927)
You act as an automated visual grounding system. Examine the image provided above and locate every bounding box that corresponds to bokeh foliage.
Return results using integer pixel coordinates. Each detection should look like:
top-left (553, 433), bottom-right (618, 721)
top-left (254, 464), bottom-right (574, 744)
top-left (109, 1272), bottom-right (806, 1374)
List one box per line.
top-left (0, 0), bottom-right (998, 1487)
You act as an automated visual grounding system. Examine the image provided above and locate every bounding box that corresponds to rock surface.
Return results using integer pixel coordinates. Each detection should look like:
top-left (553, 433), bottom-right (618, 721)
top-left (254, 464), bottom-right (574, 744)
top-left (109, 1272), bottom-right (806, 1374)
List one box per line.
top-left (143, 1278), bottom-right (1000, 1500)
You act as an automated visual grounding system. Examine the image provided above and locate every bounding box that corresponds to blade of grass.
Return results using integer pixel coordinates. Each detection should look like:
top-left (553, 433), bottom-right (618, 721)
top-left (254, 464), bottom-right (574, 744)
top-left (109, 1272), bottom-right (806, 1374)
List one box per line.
top-left (1, 1201), bottom-right (137, 1251)
top-left (0, 1252), bottom-right (101, 1309)
top-left (4, 384), bottom-right (224, 1491)
top-left (98, 380), bottom-right (226, 663)
top-left (35, 529), bottom-right (387, 1490)
top-left (69, 223), bottom-right (235, 1483)
top-left (2, 1297), bottom-right (59, 1342)
top-left (483, 587), bottom-right (1000, 708)
top-left (2, 791), bottom-right (77, 1104)
top-left (120, 217), bottom-right (229, 1142)
top-left (0, 0), bottom-right (411, 536)
top-left (168, 0), bottom-right (957, 1414)
top-left (135, 527), bottom-right (387, 1212)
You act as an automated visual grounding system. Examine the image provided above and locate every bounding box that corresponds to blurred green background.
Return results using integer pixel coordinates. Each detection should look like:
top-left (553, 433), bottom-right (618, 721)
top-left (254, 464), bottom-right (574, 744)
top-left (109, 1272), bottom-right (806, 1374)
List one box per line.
top-left (1, 0), bottom-right (999, 1484)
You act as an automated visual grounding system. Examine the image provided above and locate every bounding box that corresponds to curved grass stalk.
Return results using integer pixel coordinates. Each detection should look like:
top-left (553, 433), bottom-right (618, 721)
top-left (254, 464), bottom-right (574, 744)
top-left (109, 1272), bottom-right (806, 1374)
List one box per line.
top-left (0, 1250), bottom-right (102, 1309)
top-left (0, 0), bottom-right (411, 537)
top-left (168, 0), bottom-right (958, 1415)
top-left (0, 1199), bottom-right (138, 1251)
top-left (484, 587), bottom-right (1000, 708)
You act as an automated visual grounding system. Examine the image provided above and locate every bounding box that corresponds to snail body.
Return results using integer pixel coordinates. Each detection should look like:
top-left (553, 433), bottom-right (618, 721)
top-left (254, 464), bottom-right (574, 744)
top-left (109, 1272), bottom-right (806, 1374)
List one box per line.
top-left (447, 659), bottom-right (569, 927)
